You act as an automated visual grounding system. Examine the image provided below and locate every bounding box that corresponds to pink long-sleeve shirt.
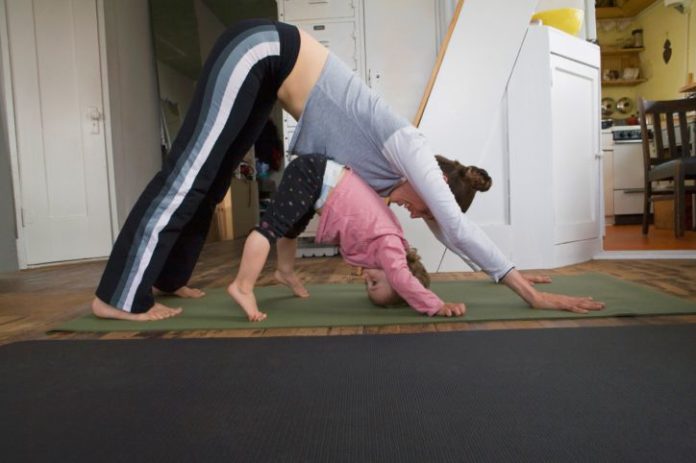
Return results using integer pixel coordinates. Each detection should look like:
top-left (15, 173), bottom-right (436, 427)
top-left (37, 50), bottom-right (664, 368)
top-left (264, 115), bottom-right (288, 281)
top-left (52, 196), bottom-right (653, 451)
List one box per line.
top-left (315, 169), bottom-right (444, 316)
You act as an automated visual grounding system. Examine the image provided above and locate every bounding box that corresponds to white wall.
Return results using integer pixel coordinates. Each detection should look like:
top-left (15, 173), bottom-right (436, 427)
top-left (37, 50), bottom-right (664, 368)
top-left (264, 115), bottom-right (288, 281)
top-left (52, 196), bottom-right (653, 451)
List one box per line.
top-left (102, 0), bottom-right (161, 228)
top-left (364, 0), bottom-right (438, 120)
top-left (194, 0), bottom-right (225, 62)
top-left (156, 60), bottom-right (195, 124)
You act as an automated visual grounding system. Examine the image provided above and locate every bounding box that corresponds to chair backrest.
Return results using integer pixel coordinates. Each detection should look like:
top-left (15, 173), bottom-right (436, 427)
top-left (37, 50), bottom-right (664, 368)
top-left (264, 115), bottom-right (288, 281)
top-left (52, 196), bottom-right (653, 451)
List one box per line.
top-left (638, 97), bottom-right (696, 170)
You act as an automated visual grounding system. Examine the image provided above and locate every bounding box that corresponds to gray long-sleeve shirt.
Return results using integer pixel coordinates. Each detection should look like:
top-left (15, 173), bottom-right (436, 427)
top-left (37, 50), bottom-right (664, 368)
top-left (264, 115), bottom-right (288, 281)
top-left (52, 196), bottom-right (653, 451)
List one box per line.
top-left (289, 53), bottom-right (514, 281)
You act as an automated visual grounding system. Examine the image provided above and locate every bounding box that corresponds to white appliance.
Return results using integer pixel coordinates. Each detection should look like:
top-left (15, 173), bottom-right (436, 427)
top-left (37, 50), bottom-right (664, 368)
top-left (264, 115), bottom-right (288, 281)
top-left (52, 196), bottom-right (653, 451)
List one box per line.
top-left (611, 126), bottom-right (644, 219)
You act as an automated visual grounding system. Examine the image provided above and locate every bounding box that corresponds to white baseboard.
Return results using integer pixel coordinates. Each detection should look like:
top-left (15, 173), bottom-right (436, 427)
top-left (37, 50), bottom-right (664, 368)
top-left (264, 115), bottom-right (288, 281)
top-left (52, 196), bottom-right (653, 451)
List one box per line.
top-left (594, 250), bottom-right (696, 260)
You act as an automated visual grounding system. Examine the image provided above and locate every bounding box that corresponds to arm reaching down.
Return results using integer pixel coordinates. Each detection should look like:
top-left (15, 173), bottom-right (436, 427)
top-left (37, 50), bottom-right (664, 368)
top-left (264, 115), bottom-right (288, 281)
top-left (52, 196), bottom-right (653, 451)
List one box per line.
top-left (382, 126), bottom-right (514, 282)
top-left (502, 269), bottom-right (605, 314)
top-left (374, 235), bottom-right (446, 316)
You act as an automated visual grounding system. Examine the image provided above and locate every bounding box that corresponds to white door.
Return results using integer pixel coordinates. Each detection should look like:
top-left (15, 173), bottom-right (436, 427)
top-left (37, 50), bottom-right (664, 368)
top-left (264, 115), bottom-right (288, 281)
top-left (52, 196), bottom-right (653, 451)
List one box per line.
top-left (550, 53), bottom-right (600, 244)
top-left (6, 0), bottom-right (112, 265)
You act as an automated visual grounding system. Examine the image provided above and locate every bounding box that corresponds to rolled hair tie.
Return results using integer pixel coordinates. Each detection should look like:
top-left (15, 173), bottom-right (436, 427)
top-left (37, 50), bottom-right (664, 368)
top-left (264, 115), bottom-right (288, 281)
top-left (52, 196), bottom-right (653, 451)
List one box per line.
top-left (435, 154), bottom-right (492, 213)
top-left (465, 166), bottom-right (492, 192)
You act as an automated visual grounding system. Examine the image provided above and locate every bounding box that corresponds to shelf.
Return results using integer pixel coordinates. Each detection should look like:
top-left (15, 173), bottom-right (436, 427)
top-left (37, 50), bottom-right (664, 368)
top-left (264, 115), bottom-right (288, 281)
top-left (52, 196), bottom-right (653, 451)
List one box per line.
top-left (602, 78), bottom-right (647, 86)
top-left (596, 0), bottom-right (655, 19)
top-left (679, 81), bottom-right (696, 93)
top-left (601, 47), bottom-right (644, 55)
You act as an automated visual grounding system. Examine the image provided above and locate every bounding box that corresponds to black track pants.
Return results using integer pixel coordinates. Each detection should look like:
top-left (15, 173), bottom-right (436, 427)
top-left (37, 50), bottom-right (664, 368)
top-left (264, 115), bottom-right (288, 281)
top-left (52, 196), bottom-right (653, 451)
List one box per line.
top-left (96, 20), bottom-right (300, 312)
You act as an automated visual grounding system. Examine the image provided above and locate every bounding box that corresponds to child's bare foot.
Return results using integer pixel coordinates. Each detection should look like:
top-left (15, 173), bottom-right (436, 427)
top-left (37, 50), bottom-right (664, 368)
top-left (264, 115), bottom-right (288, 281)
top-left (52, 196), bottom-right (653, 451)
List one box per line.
top-left (274, 270), bottom-right (309, 298)
top-left (227, 281), bottom-right (267, 322)
top-left (153, 286), bottom-right (206, 298)
top-left (91, 297), bottom-right (182, 321)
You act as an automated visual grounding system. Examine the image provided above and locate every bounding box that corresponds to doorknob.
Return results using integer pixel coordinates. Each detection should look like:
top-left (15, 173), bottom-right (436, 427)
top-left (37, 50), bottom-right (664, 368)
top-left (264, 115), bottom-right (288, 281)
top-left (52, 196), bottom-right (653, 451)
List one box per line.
top-left (88, 107), bottom-right (103, 121)
top-left (87, 107), bottom-right (103, 134)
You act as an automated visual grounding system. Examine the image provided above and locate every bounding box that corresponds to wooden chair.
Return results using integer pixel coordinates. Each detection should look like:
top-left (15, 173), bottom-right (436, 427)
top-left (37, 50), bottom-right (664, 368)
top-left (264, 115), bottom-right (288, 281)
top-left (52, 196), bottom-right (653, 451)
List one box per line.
top-left (638, 97), bottom-right (696, 237)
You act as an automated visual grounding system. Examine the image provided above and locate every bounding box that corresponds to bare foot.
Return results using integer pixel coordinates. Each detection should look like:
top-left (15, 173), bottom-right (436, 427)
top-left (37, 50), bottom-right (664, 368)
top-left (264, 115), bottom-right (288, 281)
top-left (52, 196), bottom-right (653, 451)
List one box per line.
top-left (153, 286), bottom-right (206, 298)
top-left (274, 270), bottom-right (310, 298)
top-left (227, 281), bottom-right (267, 322)
top-left (91, 297), bottom-right (182, 321)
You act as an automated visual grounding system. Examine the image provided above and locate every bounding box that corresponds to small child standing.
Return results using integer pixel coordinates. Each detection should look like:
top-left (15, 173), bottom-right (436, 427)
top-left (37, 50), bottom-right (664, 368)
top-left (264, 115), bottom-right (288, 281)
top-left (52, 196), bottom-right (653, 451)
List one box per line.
top-left (228, 154), bottom-right (467, 321)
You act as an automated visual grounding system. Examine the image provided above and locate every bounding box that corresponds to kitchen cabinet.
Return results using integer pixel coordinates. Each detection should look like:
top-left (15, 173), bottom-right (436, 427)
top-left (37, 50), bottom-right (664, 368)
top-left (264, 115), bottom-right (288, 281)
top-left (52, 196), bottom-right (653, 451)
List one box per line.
top-left (276, 0), bottom-right (438, 249)
top-left (508, 25), bottom-right (602, 268)
top-left (612, 138), bottom-right (644, 217)
top-left (276, 0), bottom-right (365, 247)
top-left (277, 0), bottom-right (366, 169)
top-left (279, 0), bottom-right (357, 22)
top-left (277, 0), bottom-right (438, 162)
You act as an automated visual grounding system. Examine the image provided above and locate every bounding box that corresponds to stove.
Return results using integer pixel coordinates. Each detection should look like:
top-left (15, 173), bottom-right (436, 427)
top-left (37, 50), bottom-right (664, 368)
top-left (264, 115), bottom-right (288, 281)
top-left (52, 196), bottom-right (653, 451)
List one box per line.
top-left (611, 125), bottom-right (642, 143)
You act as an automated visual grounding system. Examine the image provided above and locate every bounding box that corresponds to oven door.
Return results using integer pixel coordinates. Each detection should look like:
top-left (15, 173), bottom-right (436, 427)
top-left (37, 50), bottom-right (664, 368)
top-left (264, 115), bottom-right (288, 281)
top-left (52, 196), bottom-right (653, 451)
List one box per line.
top-left (613, 142), bottom-right (644, 190)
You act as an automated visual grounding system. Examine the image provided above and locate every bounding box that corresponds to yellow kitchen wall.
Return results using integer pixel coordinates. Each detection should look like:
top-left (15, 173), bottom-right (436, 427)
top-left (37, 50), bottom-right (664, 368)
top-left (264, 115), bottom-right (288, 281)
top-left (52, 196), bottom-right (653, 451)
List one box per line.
top-left (598, 1), bottom-right (692, 117)
top-left (637, 2), bottom-right (689, 99)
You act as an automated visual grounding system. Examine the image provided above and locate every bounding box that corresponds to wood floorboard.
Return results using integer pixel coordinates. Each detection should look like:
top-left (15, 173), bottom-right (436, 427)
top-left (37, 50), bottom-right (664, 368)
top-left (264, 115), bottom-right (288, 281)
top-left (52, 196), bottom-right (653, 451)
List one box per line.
top-left (603, 224), bottom-right (696, 250)
top-left (1, 237), bottom-right (695, 345)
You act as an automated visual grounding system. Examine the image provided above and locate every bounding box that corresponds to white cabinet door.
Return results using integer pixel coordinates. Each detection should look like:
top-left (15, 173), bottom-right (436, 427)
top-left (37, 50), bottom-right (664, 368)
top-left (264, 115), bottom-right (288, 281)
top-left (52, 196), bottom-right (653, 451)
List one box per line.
top-left (281, 0), bottom-right (356, 21)
top-left (6, 0), bottom-right (112, 265)
top-left (550, 53), bottom-right (600, 244)
top-left (295, 21), bottom-right (359, 72)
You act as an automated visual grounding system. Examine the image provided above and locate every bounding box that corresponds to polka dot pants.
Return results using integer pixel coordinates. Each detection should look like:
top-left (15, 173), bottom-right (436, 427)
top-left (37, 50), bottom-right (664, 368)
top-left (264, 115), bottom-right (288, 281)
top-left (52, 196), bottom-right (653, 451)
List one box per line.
top-left (255, 154), bottom-right (327, 243)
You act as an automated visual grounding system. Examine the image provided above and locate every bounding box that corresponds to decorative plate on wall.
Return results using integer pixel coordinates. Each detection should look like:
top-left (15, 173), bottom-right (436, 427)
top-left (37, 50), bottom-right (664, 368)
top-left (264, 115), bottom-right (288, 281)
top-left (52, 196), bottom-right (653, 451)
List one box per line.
top-left (616, 97), bottom-right (634, 114)
top-left (602, 97), bottom-right (615, 117)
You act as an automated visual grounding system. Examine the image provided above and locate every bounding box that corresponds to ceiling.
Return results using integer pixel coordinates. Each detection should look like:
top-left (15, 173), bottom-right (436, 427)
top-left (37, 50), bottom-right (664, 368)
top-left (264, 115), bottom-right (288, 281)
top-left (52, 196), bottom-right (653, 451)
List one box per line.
top-left (150, 0), bottom-right (277, 80)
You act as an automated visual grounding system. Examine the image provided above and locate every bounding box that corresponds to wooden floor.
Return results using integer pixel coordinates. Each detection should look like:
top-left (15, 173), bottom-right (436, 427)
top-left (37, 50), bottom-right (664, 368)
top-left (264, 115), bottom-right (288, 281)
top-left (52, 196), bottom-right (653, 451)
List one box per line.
top-left (603, 224), bottom-right (696, 251)
top-left (1, 237), bottom-right (696, 346)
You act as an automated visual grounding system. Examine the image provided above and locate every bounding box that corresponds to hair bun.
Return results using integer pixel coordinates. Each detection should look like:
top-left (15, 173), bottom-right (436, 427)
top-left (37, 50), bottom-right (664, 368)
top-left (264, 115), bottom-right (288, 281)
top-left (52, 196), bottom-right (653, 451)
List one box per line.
top-left (465, 166), bottom-right (492, 192)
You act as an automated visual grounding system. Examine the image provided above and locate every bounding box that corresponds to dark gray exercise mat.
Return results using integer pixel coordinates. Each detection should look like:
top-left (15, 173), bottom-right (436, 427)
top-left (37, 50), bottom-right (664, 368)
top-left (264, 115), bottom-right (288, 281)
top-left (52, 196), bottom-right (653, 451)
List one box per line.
top-left (2, 324), bottom-right (696, 462)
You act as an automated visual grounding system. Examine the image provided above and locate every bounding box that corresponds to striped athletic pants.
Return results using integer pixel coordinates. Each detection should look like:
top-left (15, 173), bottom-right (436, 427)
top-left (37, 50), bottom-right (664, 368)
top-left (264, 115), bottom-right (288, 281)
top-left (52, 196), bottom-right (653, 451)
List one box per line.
top-left (96, 20), bottom-right (300, 313)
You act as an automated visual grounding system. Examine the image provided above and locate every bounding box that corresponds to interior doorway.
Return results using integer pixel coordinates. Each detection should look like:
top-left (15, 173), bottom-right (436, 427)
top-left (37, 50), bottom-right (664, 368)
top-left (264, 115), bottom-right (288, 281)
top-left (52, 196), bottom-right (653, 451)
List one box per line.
top-left (3, 0), bottom-right (112, 266)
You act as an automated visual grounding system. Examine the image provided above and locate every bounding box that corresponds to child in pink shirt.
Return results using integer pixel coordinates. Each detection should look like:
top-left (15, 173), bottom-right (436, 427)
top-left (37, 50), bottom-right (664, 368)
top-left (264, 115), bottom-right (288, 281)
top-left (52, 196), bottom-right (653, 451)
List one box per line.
top-left (228, 154), bottom-right (482, 321)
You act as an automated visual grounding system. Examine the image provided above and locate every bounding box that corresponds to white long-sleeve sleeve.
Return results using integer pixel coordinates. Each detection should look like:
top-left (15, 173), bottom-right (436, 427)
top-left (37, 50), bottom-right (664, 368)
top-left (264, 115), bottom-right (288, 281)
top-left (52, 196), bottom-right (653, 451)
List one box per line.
top-left (382, 126), bottom-right (515, 282)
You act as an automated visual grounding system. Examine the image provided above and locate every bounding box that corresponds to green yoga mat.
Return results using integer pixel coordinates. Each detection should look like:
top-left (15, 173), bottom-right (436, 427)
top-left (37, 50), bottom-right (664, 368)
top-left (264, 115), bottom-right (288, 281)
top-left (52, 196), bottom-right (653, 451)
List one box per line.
top-left (54, 273), bottom-right (696, 332)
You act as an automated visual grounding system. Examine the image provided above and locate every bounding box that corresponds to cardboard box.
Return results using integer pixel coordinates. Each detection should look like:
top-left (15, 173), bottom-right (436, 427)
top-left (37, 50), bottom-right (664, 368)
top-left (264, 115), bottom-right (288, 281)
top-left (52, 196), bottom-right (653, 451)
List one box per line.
top-left (230, 178), bottom-right (259, 239)
top-left (653, 197), bottom-right (673, 230)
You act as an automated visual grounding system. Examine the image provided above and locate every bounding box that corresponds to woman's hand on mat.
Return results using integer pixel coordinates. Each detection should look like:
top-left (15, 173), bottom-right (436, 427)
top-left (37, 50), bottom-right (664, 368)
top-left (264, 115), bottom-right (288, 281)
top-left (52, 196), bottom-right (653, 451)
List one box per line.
top-left (436, 303), bottom-right (466, 317)
top-left (532, 292), bottom-right (605, 314)
top-left (502, 269), bottom-right (604, 314)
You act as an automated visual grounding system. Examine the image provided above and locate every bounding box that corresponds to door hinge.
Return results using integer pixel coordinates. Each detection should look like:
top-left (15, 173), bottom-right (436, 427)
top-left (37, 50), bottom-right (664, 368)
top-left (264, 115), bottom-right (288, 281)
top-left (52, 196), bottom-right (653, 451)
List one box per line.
top-left (20, 208), bottom-right (25, 227)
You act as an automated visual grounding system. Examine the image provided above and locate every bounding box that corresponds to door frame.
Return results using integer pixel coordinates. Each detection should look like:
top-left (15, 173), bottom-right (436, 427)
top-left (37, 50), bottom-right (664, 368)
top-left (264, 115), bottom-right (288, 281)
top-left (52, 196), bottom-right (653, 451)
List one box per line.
top-left (0, 0), bottom-right (26, 268)
top-left (0, 0), bottom-right (116, 269)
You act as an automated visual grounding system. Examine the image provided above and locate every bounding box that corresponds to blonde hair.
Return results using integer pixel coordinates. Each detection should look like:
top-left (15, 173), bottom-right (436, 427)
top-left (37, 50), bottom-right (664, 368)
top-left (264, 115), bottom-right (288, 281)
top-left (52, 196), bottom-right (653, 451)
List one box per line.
top-left (435, 155), bottom-right (492, 213)
top-left (378, 248), bottom-right (431, 308)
